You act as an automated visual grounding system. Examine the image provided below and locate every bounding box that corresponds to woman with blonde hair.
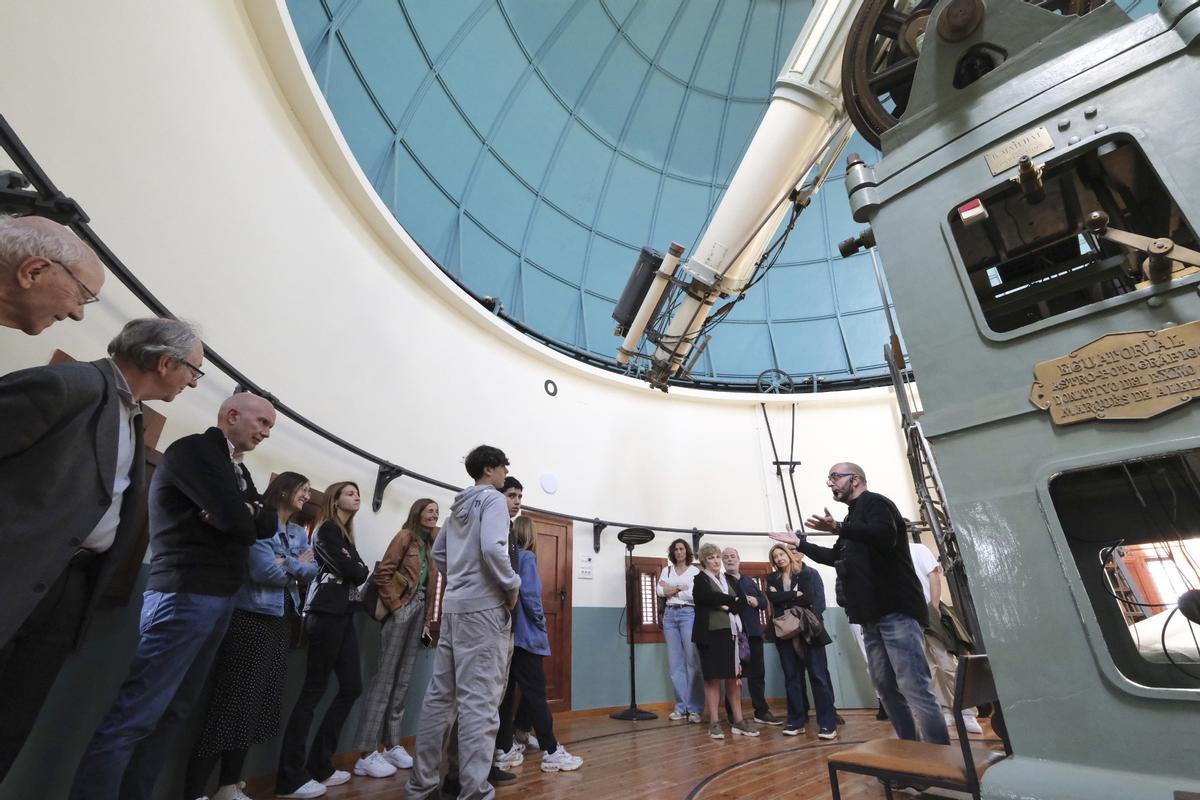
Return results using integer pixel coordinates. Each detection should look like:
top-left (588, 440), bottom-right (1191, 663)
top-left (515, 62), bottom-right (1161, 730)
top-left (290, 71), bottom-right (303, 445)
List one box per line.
top-left (692, 542), bottom-right (758, 740)
top-left (276, 482), bottom-right (369, 799)
top-left (493, 517), bottom-right (582, 772)
top-left (766, 543), bottom-right (838, 738)
top-left (351, 498), bottom-right (442, 778)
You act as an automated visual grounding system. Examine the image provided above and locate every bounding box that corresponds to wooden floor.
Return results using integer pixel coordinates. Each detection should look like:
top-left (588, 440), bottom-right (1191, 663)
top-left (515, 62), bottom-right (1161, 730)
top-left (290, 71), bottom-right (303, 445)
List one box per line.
top-left (246, 706), bottom-right (995, 799)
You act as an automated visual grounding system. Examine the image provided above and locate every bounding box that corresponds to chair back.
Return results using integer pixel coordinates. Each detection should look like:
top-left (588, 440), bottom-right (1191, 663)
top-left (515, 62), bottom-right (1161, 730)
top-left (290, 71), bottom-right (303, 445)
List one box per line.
top-left (953, 654), bottom-right (1012, 793)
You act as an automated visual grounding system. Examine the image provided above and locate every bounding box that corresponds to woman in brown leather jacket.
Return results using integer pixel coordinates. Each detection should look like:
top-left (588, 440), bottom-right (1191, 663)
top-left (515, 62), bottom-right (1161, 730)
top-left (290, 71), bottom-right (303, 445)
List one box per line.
top-left (349, 498), bottom-right (441, 779)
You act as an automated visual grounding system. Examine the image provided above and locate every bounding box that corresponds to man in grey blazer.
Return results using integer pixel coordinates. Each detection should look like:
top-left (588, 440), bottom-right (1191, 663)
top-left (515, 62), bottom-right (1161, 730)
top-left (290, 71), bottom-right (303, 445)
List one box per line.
top-left (0, 214), bottom-right (105, 335)
top-left (0, 317), bottom-right (203, 781)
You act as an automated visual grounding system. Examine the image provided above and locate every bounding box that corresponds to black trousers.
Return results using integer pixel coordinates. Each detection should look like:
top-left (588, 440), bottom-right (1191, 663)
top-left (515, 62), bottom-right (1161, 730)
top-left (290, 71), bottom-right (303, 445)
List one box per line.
top-left (724, 635), bottom-right (770, 719)
top-left (183, 747), bottom-right (247, 799)
top-left (495, 647), bottom-right (557, 754)
top-left (0, 556), bottom-right (94, 781)
top-left (276, 612), bottom-right (361, 793)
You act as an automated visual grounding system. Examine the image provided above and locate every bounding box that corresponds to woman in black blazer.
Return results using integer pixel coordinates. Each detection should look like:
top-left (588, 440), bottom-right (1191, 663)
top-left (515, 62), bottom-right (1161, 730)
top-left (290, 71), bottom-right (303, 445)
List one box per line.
top-left (276, 481), bottom-right (370, 798)
top-left (692, 543), bottom-right (759, 740)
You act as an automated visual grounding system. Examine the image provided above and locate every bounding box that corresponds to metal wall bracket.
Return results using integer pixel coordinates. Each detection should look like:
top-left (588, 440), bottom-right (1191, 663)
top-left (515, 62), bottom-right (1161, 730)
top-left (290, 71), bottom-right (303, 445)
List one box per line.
top-left (691, 527), bottom-right (703, 555)
top-left (593, 519), bottom-right (607, 553)
top-left (372, 463), bottom-right (406, 512)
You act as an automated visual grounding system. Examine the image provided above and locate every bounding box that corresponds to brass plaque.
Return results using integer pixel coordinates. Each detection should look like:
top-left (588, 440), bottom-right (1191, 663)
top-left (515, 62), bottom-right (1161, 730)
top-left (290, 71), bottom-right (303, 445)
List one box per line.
top-left (1030, 321), bottom-right (1200, 425)
top-left (984, 126), bottom-right (1054, 176)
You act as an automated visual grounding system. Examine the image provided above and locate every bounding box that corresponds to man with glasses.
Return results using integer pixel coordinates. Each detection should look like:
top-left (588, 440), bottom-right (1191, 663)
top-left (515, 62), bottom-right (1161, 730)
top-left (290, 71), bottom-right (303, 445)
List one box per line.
top-left (0, 214), bottom-right (105, 335)
top-left (70, 390), bottom-right (279, 800)
top-left (770, 463), bottom-right (949, 747)
top-left (0, 317), bottom-right (202, 784)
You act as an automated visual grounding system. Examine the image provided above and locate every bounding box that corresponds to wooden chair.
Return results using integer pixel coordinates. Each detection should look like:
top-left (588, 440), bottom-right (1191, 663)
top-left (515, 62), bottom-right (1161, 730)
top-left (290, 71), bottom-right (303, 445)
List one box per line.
top-left (827, 654), bottom-right (1012, 800)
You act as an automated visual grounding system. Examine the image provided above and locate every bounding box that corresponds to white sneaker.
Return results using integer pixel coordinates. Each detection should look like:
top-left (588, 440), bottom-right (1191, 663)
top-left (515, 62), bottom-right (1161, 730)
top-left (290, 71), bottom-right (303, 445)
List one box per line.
top-left (213, 783), bottom-right (253, 800)
top-left (668, 711), bottom-right (685, 721)
top-left (321, 770), bottom-right (351, 787)
top-left (275, 779), bottom-right (327, 799)
top-left (354, 751), bottom-right (398, 778)
top-left (963, 715), bottom-right (984, 734)
top-left (382, 744), bottom-right (414, 769)
top-left (540, 745), bottom-right (583, 773)
top-left (493, 744), bottom-right (524, 767)
top-left (687, 712), bottom-right (702, 723)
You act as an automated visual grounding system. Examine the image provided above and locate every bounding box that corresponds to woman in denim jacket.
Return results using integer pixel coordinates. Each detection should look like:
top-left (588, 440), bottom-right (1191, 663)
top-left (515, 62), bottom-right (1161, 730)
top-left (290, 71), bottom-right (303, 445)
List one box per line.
top-left (493, 517), bottom-right (582, 773)
top-left (184, 472), bottom-right (318, 800)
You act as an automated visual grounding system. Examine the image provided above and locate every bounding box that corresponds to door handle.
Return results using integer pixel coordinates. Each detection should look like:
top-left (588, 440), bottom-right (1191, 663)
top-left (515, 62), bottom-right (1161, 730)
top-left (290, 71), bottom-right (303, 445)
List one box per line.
top-left (558, 587), bottom-right (567, 602)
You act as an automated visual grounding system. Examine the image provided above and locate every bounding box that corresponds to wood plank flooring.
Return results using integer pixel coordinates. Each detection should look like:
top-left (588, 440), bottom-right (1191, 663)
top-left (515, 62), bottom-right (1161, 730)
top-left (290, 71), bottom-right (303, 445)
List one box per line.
top-left (246, 707), bottom-right (996, 799)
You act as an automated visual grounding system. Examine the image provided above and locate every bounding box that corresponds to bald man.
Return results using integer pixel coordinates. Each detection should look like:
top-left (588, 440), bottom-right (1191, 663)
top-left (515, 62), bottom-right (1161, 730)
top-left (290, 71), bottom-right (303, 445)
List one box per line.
top-left (0, 215), bottom-right (105, 334)
top-left (70, 393), bottom-right (279, 800)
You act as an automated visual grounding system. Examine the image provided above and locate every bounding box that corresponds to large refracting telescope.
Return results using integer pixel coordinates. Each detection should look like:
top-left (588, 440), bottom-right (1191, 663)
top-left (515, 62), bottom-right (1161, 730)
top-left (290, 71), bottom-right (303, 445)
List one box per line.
top-left (612, 0), bottom-right (858, 390)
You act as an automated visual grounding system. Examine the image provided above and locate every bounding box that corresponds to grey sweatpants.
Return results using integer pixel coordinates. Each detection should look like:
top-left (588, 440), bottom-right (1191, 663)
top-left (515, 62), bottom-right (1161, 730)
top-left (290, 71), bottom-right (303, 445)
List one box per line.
top-left (406, 605), bottom-right (512, 800)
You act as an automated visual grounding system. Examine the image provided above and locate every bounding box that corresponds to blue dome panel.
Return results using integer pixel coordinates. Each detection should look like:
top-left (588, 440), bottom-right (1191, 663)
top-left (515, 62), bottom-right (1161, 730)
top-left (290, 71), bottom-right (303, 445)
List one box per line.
top-left (542, 122), bottom-right (614, 223)
top-left (491, 78), bottom-right (569, 186)
top-left (833, 252), bottom-right (883, 314)
top-left (527, 206), bottom-right (589, 287)
top-left (440, 7), bottom-right (531, 135)
top-left (338, 2), bottom-right (429, 127)
top-left (596, 155), bottom-right (658, 246)
top-left (465, 153), bottom-right (536, 250)
top-left (772, 318), bottom-right (849, 375)
top-left (577, 38), bottom-right (647, 139)
top-left (840, 309), bottom-right (892, 373)
top-left (406, 84), bottom-right (479, 199)
top-left (523, 267), bottom-right (582, 342)
top-left (768, 263), bottom-right (835, 320)
top-left (583, 236), bottom-right (640, 299)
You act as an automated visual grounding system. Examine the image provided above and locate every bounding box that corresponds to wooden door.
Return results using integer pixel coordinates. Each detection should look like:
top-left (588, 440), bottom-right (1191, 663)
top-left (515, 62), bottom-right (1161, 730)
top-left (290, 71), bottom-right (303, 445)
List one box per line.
top-left (523, 509), bottom-right (572, 713)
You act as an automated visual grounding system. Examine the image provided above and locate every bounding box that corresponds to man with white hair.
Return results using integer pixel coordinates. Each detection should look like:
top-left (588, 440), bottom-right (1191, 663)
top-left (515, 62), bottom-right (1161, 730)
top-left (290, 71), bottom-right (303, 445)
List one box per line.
top-left (70, 392), bottom-right (279, 800)
top-left (0, 214), bottom-right (105, 334)
top-left (0, 317), bottom-right (203, 783)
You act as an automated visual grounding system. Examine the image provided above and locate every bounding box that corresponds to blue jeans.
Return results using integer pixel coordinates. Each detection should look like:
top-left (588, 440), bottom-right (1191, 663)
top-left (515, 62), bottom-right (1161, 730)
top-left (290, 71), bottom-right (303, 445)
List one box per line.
top-left (775, 639), bottom-right (839, 730)
top-left (661, 605), bottom-right (703, 714)
top-left (69, 591), bottom-right (236, 800)
top-left (861, 612), bottom-right (950, 744)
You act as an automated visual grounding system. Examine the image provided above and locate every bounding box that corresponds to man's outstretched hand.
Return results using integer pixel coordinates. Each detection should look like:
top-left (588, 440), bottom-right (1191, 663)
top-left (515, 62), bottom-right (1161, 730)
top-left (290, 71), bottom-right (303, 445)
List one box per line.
top-left (768, 528), bottom-right (800, 547)
top-left (805, 508), bottom-right (837, 533)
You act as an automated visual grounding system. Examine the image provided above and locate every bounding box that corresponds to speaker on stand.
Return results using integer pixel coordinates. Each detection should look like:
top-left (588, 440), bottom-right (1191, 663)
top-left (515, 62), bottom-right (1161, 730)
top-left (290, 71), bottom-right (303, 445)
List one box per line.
top-left (611, 527), bottom-right (658, 722)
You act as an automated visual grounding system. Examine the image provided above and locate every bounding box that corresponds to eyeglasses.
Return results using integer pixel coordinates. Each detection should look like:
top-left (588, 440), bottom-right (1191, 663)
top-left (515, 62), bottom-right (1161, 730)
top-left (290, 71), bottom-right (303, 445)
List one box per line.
top-left (51, 259), bottom-right (100, 306)
top-left (827, 472), bottom-right (855, 482)
top-left (176, 358), bottom-right (205, 381)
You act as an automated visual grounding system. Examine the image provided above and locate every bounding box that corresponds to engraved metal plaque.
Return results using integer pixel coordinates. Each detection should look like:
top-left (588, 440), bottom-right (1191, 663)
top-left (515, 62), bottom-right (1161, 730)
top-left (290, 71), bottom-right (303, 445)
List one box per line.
top-left (1030, 321), bottom-right (1200, 425)
top-left (984, 126), bottom-right (1055, 176)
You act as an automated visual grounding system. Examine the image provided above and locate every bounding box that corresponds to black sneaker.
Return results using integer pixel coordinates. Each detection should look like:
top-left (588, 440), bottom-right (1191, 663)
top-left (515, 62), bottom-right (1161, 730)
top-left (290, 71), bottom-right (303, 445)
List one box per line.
top-left (817, 727), bottom-right (838, 740)
top-left (489, 766), bottom-right (517, 784)
top-left (753, 711), bottom-right (784, 726)
top-left (875, 704), bottom-right (889, 721)
top-left (782, 725), bottom-right (805, 736)
top-left (835, 713), bottom-right (846, 726)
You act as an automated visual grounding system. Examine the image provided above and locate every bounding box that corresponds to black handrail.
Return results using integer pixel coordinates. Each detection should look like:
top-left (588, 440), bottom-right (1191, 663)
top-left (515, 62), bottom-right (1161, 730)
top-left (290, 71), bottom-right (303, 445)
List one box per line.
top-left (0, 112), bottom-right (841, 548)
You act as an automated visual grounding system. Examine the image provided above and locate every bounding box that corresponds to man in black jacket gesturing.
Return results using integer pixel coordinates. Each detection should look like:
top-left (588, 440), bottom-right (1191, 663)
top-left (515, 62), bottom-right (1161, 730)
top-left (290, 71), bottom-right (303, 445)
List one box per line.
top-left (771, 462), bottom-right (949, 745)
top-left (70, 392), bottom-right (278, 800)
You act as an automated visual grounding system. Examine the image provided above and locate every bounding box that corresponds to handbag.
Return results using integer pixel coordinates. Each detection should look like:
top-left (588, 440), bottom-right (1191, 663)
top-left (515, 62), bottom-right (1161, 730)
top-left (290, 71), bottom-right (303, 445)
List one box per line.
top-left (773, 608), bottom-right (802, 640)
top-left (358, 561), bottom-right (384, 622)
top-left (736, 630), bottom-right (751, 662)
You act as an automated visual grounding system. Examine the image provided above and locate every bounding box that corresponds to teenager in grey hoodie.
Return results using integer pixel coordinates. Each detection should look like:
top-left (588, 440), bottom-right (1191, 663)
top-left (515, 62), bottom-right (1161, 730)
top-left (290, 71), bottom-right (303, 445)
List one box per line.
top-left (407, 445), bottom-right (520, 800)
